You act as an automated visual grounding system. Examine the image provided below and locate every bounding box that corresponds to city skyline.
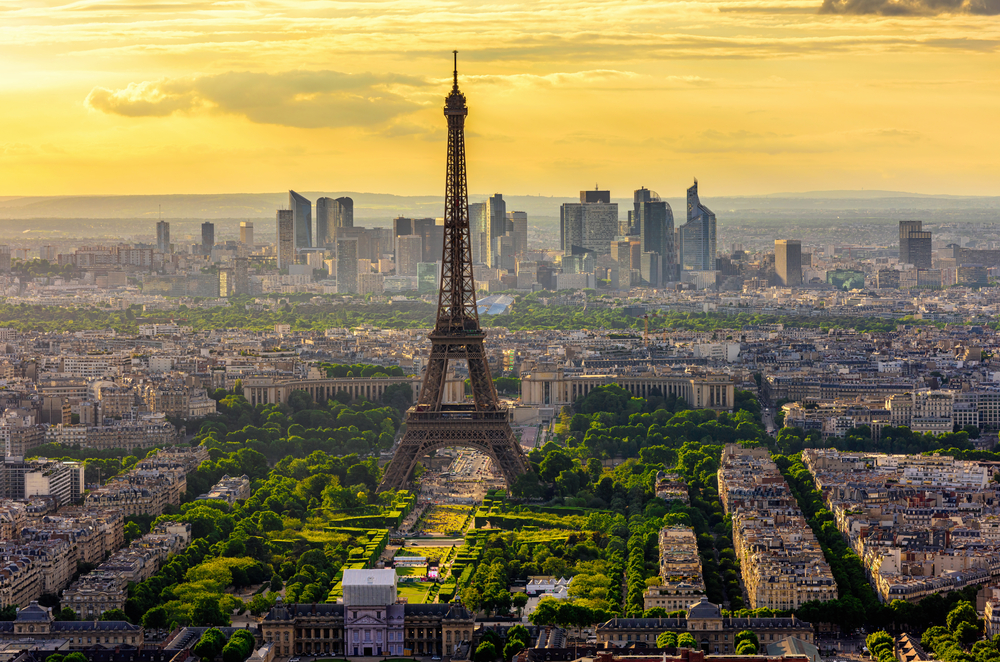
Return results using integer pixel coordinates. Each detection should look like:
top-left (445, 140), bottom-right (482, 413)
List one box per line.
top-left (2, 1), bottom-right (998, 197)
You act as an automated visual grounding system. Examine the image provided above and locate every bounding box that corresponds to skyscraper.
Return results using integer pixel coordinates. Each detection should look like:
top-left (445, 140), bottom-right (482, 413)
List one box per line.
top-left (899, 220), bottom-right (932, 269)
top-left (636, 189), bottom-right (676, 284)
top-left (485, 194), bottom-right (506, 268)
top-left (396, 235), bottom-right (423, 277)
top-left (412, 217), bottom-right (443, 264)
top-left (201, 222), bottom-right (215, 256)
top-left (336, 237), bottom-right (358, 293)
top-left (508, 211), bottom-right (528, 257)
top-left (559, 189), bottom-right (618, 256)
top-left (156, 221), bottom-right (170, 253)
top-left (679, 179), bottom-right (717, 271)
top-left (276, 210), bottom-right (294, 269)
top-left (468, 203), bottom-right (486, 264)
top-left (610, 239), bottom-right (632, 290)
top-left (289, 190), bottom-right (312, 249)
top-left (631, 187), bottom-right (654, 236)
top-left (233, 256), bottom-right (250, 295)
top-left (775, 239), bottom-right (802, 286)
top-left (316, 196), bottom-right (353, 248)
top-left (240, 221), bottom-right (254, 248)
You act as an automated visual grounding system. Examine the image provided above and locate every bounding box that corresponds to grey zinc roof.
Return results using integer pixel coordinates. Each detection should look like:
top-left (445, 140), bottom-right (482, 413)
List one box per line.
top-left (342, 569), bottom-right (397, 606)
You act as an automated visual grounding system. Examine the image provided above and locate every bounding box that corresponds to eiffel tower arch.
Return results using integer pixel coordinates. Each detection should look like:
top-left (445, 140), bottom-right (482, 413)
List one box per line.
top-left (377, 53), bottom-right (530, 493)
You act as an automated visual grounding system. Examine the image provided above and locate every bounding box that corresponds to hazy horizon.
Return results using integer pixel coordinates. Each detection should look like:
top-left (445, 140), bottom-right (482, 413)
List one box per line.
top-left (3, 1), bottom-right (999, 198)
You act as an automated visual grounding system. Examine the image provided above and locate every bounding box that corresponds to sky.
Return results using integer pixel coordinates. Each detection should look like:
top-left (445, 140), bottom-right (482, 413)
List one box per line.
top-left (1, 0), bottom-right (998, 198)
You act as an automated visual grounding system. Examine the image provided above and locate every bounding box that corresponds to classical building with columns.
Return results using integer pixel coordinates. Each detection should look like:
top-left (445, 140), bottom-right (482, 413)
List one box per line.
top-left (242, 375), bottom-right (464, 407)
top-left (263, 569), bottom-right (474, 659)
top-left (520, 366), bottom-right (736, 410)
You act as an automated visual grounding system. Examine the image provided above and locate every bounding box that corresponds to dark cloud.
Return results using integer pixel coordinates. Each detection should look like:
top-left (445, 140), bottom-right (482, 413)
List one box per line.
top-left (820, 0), bottom-right (1000, 15)
top-left (86, 70), bottom-right (430, 128)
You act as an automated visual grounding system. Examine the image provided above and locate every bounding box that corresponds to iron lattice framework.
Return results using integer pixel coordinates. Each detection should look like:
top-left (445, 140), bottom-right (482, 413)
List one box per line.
top-left (378, 53), bottom-right (530, 492)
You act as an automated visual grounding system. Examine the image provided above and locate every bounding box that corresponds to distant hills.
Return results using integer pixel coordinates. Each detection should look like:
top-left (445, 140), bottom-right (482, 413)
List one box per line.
top-left (0, 190), bottom-right (997, 225)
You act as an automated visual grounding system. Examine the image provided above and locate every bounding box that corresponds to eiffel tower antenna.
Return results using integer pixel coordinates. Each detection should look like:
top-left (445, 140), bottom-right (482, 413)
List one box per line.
top-left (378, 53), bottom-right (530, 492)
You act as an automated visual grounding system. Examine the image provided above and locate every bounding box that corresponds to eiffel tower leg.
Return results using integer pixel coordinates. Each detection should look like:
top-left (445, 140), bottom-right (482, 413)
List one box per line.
top-left (377, 427), bottom-right (426, 493)
top-left (465, 342), bottom-right (498, 411)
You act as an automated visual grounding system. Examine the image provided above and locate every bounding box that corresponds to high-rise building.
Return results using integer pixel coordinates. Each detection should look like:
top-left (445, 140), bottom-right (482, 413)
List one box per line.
top-left (640, 252), bottom-right (661, 288)
top-left (412, 218), bottom-right (443, 264)
top-left (775, 240), bottom-right (802, 286)
top-left (631, 187), bottom-right (654, 235)
top-left (636, 191), bottom-right (677, 283)
top-left (485, 194), bottom-right (506, 268)
top-left (396, 235), bottom-right (423, 277)
top-left (316, 196), bottom-right (354, 248)
top-left (610, 239), bottom-right (632, 290)
top-left (679, 179), bottom-right (716, 271)
top-left (508, 211), bottom-right (528, 257)
top-left (276, 210), bottom-right (294, 269)
top-left (335, 196), bottom-right (354, 230)
top-left (289, 190), bottom-right (312, 249)
top-left (357, 272), bottom-right (384, 296)
top-left (495, 234), bottom-right (516, 272)
top-left (468, 203), bottom-right (487, 264)
top-left (336, 238), bottom-right (358, 293)
top-left (201, 222), bottom-right (215, 256)
top-left (156, 221), bottom-right (170, 253)
top-left (233, 256), bottom-right (250, 295)
top-left (560, 189), bottom-right (618, 256)
top-left (239, 221), bottom-right (253, 248)
top-left (218, 267), bottom-right (234, 297)
top-left (899, 220), bottom-right (931, 269)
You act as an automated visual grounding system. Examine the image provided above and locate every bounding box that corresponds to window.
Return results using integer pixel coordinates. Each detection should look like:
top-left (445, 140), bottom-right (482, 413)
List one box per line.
top-left (377, 612), bottom-right (381, 619)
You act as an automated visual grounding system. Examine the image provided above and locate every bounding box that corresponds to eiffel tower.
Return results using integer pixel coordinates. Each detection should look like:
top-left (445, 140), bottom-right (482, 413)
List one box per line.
top-left (377, 53), bottom-right (530, 492)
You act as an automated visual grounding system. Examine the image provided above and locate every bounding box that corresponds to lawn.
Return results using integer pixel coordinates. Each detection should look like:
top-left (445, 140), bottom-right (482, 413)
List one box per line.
top-left (395, 546), bottom-right (454, 562)
top-left (417, 505), bottom-right (472, 534)
top-left (397, 583), bottom-right (432, 604)
top-left (395, 566), bottom-right (427, 577)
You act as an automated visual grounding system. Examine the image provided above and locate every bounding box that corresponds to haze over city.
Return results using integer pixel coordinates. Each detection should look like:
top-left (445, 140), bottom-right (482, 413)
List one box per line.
top-left (2, 0), bottom-right (999, 197)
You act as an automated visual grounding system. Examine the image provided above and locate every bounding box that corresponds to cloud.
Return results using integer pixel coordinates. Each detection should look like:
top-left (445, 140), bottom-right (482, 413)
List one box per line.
top-left (85, 70), bottom-right (431, 128)
top-left (820, 0), bottom-right (1000, 15)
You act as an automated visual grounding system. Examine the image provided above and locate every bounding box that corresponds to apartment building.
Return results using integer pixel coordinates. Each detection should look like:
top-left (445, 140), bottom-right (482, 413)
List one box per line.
top-left (718, 445), bottom-right (837, 610)
top-left (801, 448), bottom-right (1000, 603)
top-left (643, 526), bottom-right (706, 611)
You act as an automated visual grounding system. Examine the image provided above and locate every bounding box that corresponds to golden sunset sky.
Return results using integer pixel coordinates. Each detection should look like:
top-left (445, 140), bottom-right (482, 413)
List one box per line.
top-left (1, 0), bottom-right (998, 197)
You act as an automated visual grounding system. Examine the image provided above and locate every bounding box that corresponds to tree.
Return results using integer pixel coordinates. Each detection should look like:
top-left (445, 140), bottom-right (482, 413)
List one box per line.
top-left (656, 632), bottom-right (678, 648)
top-left (191, 597), bottom-right (230, 627)
top-left (100, 608), bottom-right (129, 622)
top-left (955, 621), bottom-right (980, 647)
top-left (737, 642), bottom-right (758, 656)
top-left (529, 597), bottom-right (561, 626)
top-left (55, 607), bottom-right (78, 621)
top-left (947, 602), bottom-right (979, 632)
top-left (475, 642), bottom-right (497, 662)
top-left (193, 628), bottom-right (227, 661)
top-left (512, 592), bottom-right (529, 618)
top-left (142, 606), bottom-right (168, 629)
top-left (677, 633), bottom-right (697, 649)
top-left (734, 630), bottom-right (759, 653)
top-left (64, 654), bottom-right (88, 662)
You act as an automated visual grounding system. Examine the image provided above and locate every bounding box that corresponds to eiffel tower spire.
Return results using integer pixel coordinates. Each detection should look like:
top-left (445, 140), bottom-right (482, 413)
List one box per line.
top-left (377, 54), bottom-right (530, 493)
